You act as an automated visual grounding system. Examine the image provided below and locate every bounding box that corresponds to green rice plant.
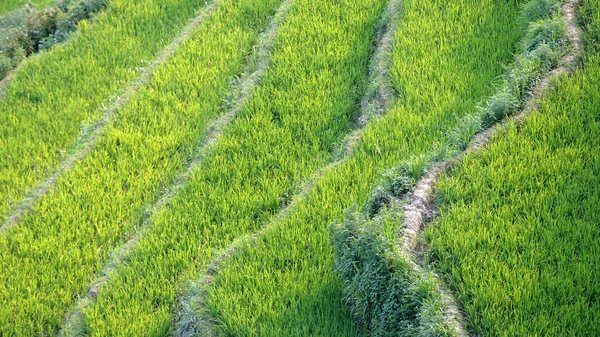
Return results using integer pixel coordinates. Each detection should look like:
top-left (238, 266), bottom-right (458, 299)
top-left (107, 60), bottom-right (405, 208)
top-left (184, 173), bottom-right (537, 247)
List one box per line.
top-left (200, 0), bottom-right (526, 335)
top-left (0, 0), bottom-right (283, 334)
top-left (329, 1), bottom-right (576, 333)
top-left (427, 1), bottom-right (600, 335)
top-left (74, 0), bottom-right (389, 335)
top-left (173, 0), bottom-right (404, 333)
top-left (0, 0), bottom-right (206, 226)
top-left (446, 2), bottom-right (570, 150)
top-left (581, 0), bottom-right (599, 54)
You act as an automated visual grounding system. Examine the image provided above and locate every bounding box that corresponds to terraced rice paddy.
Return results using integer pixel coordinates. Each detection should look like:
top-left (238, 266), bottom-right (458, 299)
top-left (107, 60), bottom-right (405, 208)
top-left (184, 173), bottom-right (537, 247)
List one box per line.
top-left (0, 0), bottom-right (597, 336)
top-left (0, 0), bottom-right (54, 14)
top-left (0, 0), bottom-right (207, 226)
top-left (427, 1), bottom-right (600, 335)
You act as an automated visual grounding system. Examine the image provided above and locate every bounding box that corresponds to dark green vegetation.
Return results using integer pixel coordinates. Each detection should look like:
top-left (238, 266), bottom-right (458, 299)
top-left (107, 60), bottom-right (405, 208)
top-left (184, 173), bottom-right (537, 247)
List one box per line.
top-left (427, 1), bottom-right (600, 335)
top-left (331, 203), bottom-right (453, 337)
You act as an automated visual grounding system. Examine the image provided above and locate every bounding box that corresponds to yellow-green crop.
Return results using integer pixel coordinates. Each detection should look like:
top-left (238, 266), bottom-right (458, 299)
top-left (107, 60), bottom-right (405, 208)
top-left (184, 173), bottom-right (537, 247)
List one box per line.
top-left (0, 0), bottom-right (205, 225)
top-left (78, 0), bottom-right (389, 335)
top-left (427, 1), bottom-right (600, 335)
top-left (0, 0), bottom-right (283, 334)
top-left (199, 0), bottom-right (526, 335)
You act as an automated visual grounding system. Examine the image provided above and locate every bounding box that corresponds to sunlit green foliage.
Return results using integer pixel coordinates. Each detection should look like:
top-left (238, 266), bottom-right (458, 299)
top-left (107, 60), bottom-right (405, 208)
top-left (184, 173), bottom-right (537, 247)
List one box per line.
top-left (77, 0), bottom-right (388, 334)
top-left (0, 0), bottom-right (204, 225)
top-left (427, 1), bottom-right (600, 335)
top-left (0, 0), bottom-right (284, 334)
top-left (0, 0), bottom-right (595, 335)
top-left (201, 0), bottom-right (525, 335)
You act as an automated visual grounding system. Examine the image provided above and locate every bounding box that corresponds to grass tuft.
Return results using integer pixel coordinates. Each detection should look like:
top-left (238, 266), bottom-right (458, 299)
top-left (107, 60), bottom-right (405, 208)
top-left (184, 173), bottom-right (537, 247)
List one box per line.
top-left (330, 203), bottom-right (453, 337)
top-left (521, 0), bottom-right (561, 25)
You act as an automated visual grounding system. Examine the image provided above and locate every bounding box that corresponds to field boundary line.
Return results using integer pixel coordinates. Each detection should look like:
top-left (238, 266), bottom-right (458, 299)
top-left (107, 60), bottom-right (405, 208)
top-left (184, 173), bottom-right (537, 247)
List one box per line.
top-left (58, 0), bottom-right (293, 334)
top-left (172, 0), bottom-right (405, 334)
top-left (173, 158), bottom-right (343, 336)
top-left (357, 0), bottom-right (402, 125)
top-left (0, 2), bottom-right (220, 235)
top-left (399, 0), bottom-right (582, 335)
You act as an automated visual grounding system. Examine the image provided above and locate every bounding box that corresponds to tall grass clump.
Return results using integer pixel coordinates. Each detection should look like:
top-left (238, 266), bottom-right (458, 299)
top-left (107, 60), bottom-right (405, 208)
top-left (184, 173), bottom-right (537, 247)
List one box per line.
top-left (363, 164), bottom-right (416, 218)
top-left (428, 1), bottom-right (599, 335)
top-left (331, 202), bottom-right (454, 337)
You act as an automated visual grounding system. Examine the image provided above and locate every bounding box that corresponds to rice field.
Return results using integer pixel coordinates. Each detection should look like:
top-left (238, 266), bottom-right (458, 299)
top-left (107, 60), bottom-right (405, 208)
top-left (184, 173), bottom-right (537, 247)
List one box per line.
top-left (0, 0), bottom-right (205, 225)
top-left (427, 1), bottom-right (600, 335)
top-left (0, 0), bottom-right (597, 336)
top-left (0, 0), bottom-right (54, 14)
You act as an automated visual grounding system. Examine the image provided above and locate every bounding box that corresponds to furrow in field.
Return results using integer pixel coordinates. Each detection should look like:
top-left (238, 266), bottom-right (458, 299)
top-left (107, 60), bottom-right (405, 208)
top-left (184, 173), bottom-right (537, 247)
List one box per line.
top-left (0, 2), bottom-right (219, 235)
top-left (60, 0), bottom-right (293, 334)
top-left (0, 0), bottom-right (284, 334)
top-left (199, 0), bottom-right (526, 334)
top-left (357, 0), bottom-right (402, 124)
top-left (173, 0), bottom-right (405, 334)
top-left (0, 0), bottom-right (206, 226)
top-left (76, 0), bottom-right (388, 335)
